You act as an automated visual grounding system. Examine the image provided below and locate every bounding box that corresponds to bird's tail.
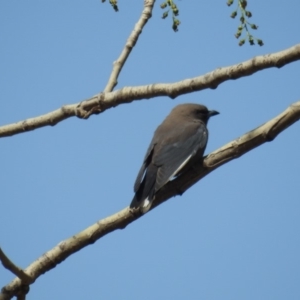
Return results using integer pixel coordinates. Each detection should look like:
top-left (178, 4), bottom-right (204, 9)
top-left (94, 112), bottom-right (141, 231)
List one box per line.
top-left (130, 165), bottom-right (157, 213)
top-left (130, 195), bottom-right (153, 214)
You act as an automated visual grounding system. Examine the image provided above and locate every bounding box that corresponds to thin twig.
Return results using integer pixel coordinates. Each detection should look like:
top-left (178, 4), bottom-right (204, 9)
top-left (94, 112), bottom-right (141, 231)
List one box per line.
top-left (104, 0), bottom-right (156, 92)
top-left (1, 100), bottom-right (299, 300)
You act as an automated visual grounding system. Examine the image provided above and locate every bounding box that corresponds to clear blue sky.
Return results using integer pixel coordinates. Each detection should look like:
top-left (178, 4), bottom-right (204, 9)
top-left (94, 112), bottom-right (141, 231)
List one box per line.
top-left (1, 1), bottom-right (300, 299)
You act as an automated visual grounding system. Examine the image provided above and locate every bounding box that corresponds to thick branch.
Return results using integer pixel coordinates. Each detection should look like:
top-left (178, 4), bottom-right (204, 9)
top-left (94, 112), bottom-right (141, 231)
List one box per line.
top-left (1, 44), bottom-right (300, 138)
top-left (1, 101), bottom-right (299, 300)
top-left (104, 0), bottom-right (155, 92)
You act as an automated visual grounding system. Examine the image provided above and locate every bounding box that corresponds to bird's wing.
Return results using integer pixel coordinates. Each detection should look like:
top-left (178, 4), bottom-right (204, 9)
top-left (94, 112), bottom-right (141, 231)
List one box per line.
top-left (133, 138), bottom-right (156, 193)
top-left (153, 122), bottom-right (208, 191)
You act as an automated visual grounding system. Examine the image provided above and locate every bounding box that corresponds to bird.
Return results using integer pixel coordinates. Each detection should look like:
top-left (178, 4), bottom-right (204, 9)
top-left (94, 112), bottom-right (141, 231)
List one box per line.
top-left (130, 103), bottom-right (219, 214)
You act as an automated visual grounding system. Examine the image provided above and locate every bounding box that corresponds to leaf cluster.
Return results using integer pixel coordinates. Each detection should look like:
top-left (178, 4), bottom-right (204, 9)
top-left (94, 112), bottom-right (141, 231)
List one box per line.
top-left (160, 0), bottom-right (181, 32)
top-left (102, 0), bottom-right (118, 12)
top-left (101, 0), bottom-right (264, 45)
top-left (227, 0), bottom-right (263, 46)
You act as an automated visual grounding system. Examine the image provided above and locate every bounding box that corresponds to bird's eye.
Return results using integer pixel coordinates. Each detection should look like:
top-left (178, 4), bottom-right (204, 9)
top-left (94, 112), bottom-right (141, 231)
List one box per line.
top-left (196, 109), bottom-right (207, 115)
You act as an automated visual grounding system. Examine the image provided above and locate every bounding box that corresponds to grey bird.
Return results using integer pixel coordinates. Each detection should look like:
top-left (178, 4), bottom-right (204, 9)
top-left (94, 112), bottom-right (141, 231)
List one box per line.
top-left (130, 103), bottom-right (219, 213)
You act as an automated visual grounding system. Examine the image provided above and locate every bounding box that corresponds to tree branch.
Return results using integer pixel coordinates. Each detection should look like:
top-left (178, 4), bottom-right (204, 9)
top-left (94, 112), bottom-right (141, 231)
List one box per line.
top-left (0, 248), bottom-right (32, 284)
top-left (0, 44), bottom-right (299, 138)
top-left (104, 0), bottom-right (155, 92)
top-left (1, 100), bottom-right (299, 300)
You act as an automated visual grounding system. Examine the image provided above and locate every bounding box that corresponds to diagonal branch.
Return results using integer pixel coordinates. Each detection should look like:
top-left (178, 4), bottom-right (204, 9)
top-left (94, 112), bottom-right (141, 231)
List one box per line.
top-left (1, 100), bottom-right (299, 300)
top-left (104, 0), bottom-right (155, 92)
top-left (0, 248), bottom-right (32, 284)
top-left (0, 44), bottom-right (299, 138)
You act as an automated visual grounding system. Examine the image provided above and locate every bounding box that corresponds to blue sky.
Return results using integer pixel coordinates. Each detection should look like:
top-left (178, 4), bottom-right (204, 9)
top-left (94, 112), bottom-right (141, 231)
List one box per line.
top-left (1, 1), bottom-right (300, 299)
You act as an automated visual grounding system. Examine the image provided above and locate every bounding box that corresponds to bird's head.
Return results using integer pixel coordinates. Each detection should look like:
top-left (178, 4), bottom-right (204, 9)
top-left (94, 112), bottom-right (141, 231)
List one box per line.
top-left (173, 103), bottom-right (219, 124)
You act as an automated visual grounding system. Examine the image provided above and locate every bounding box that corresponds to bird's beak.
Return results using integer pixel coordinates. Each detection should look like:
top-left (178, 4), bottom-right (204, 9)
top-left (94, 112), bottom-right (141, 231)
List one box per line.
top-left (208, 110), bottom-right (220, 117)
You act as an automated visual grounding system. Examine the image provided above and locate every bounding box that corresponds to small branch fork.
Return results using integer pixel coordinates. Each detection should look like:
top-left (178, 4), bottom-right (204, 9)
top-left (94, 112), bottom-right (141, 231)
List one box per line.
top-left (1, 101), bottom-right (299, 300)
top-left (0, 44), bottom-right (300, 138)
top-left (0, 249), bottom-right (31, 284)
top-left (0, 248), bottom-right (32, 300)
